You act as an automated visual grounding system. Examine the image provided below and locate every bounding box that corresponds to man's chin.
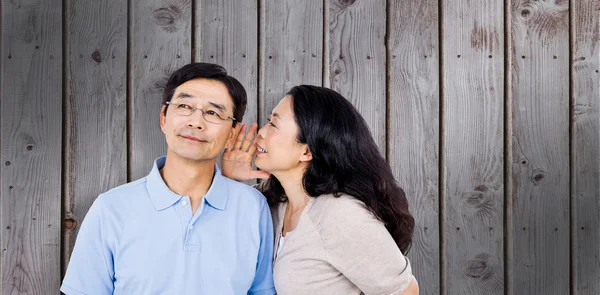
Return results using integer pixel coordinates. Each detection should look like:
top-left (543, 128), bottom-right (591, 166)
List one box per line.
top-left (171, 151), bottom-right (218, 163)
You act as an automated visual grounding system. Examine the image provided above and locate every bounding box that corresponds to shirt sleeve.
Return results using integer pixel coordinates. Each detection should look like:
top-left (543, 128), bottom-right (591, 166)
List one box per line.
top-left (61, 196), bottom-right (115, 295)
top-left (248, 196), bottom-right (276, 295)
top-left (317, 195), bottom-right (414, 295)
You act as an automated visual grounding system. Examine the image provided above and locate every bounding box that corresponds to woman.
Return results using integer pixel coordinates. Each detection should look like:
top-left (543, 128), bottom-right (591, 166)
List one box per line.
top-left (222, 85), bottom-right (419, 295)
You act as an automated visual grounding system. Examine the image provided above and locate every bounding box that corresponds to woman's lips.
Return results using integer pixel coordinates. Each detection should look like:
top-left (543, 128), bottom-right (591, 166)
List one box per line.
top-left (256, 143), bottom-right (268, 154)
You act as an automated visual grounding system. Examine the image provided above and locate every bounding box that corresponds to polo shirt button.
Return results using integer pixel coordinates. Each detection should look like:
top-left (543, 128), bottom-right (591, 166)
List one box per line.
top-left (181, 200), bottom-right (187, 206)
top-left (188, 225), bottom-right (193, 230)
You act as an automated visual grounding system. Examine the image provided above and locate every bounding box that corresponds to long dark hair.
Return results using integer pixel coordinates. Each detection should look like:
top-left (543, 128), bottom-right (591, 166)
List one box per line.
top-left (263, 85), bottom-right (414, 253)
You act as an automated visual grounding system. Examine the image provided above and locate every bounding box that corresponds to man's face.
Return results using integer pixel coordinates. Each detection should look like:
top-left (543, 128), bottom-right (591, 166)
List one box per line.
top-left (160, 78), bottom-right (236, 163)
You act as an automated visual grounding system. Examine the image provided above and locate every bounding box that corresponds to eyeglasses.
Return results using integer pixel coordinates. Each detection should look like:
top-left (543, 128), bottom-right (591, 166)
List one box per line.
top-left (165, 101), bottom-right (236, 124)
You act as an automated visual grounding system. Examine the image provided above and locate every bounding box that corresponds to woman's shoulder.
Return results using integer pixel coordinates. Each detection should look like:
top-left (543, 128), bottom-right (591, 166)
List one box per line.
top-left (308, 193), bottom-right (381, 232)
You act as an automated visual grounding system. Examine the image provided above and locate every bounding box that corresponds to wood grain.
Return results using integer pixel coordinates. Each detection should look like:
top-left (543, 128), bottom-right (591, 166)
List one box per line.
top-left (63, 0), bottom-right (128, 274)
top-left (325, 0), bottom-right (386, 153)
top-left (1, 0), bottom-right (63, 292)
top-left (571, 0), bottom-right (600, 293)
top-left (442, 0), bottom-right (505, 293)
top-left (388, 0), bottom-right (440, 294)
top-left (196, 0), bottom-right (258, 183)
top-left (259, 0), bottom-right (323, 126)
top-left (507, 0), bottom-right (570, 293)
top-left (130, 0), bottom-right (192, 180)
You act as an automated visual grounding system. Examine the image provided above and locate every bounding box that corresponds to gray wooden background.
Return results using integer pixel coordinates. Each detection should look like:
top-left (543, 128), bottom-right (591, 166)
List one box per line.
top-left (1, 0), bottom-right (599, 294)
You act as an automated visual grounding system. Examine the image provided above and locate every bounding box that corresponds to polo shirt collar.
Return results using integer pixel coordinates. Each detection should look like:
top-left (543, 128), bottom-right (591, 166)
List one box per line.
top-left (146, 156), bottom-right (229, 211)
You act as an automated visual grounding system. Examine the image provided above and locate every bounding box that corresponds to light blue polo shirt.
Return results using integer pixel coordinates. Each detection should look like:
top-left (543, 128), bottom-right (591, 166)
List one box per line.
top-left (61, 156), bottom-right (276, 295)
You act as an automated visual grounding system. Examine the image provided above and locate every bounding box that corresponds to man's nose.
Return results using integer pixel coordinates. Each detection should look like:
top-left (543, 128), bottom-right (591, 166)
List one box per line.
top-left (186, 110), bottom-right (207, 129)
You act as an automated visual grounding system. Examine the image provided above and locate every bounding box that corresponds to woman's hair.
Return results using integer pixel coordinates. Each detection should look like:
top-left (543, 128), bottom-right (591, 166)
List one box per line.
top-left (263, 85), bottom-right (414, 253)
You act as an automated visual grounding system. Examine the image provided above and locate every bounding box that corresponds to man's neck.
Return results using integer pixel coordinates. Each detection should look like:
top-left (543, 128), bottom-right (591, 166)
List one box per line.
top-left (160, 153), bottom-right (216, 213)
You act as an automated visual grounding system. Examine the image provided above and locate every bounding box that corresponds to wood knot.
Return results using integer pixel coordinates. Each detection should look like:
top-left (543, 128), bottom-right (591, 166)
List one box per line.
top-left (521, 9), bottom-right (530, 17)
top-left (19, 133), bottom-right (36, 149)
top-left (153, 5), bottom-right (182, 32)
top-left (338, 0), bottom-right (357, 8)
top-left (465, 253), bottom-right (493, 280)
top-left (91, 50), bottom-right (102, 63)
top-left (532, 168), bottom-right (545, 184)
top-left (461, 187), bottom-right (494, 217)
top-left (64, 218), bottom-right (78, 230)
top-left (153, 77), bottom-right (168, 92)
top-left (474, 185), bottom-right (488, 192)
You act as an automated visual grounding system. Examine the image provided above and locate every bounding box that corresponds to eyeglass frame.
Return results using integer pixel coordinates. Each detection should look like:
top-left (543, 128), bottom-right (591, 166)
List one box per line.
top-left (164, 101), bottom-right (237, 124)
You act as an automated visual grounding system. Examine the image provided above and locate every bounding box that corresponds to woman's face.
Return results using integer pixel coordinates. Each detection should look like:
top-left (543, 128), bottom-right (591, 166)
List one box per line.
top-left (254, 95), bottom-right (311, 176)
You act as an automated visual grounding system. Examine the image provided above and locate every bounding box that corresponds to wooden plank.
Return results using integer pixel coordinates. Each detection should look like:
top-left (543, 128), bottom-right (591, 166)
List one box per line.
top-left (196, 0), bottom-right (258, 185)
top-left (196, 0), bottom-right (258, 126)
top-left (388, 0), bottom-right (440, 294)
top-left (1, 0), bottom-right (63, 292)
top-left (325, 0), bottom-right (386, 152)
top-left (442, 0), bottom-right (505, 293)
top-left (571, 0), bottom-right (600, 293)
top-left (259, 0), bottom-right (323, 126)
top-left (130, 0), bottom-right (192, 180)
top-left (63, 0), bottom-right (128, 274)
top-left (506, 1), bottom-right (570, 294)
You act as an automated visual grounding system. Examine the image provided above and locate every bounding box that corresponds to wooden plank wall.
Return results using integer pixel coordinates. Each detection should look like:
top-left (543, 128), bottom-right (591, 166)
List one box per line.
top-left (571, 0), bottom-right (600, 293)
top-left (325, 0), bottom-right (387, 152)
top-left (507, 0), bottom-right (571, 293)
top-left (63, 0), bottom-right (128, 275)
top-left (130, 0), bottom-right (192, 180)
top-left (443, 0), bottom-right (505, 294)
top-left (388, 0), bottom-right (440, 293)
top-left (1, 0), bottom-right (63, 293)
top-left (1, 1), bottom-right (598, 294)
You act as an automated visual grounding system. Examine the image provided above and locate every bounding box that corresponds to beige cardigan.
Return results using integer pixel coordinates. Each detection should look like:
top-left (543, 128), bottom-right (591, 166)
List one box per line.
top-left (270, 194), bottom-right (414, 295)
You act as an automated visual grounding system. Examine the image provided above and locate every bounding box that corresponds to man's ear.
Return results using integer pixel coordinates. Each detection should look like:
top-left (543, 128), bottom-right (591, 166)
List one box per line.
top-left (228, 124), bottom-right (239, 142)
top-left (299, 145), bottom-right (312, 162)
top-left (159, 105), bottom-right (167, 133)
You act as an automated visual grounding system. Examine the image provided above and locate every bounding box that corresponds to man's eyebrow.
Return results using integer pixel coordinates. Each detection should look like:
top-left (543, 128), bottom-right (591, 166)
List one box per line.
top-left (173, 94), bottom-right (227, 111)
top-left (209, 102), bottom-right (226, 111)
top-left (175, 92), bottom-right (195, 99)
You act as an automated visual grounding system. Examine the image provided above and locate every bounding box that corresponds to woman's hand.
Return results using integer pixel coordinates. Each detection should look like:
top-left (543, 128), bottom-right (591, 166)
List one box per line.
top-left (400, 277), bottom-right (419, 295)
top-left (222, 123), bottom-right (270, 181)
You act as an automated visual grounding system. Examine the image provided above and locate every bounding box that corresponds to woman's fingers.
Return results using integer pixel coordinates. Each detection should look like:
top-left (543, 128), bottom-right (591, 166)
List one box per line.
top-left (241, 123), bottom-right (259, 152)
top-left (249, 170), bottom-right (270, 180)
top-left (234, 124), bottom-right (248, 150)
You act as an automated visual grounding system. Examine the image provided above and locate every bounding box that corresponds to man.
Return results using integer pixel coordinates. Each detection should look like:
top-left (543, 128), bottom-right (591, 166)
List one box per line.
top-left (61, 63), bottom-right (276, 295)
